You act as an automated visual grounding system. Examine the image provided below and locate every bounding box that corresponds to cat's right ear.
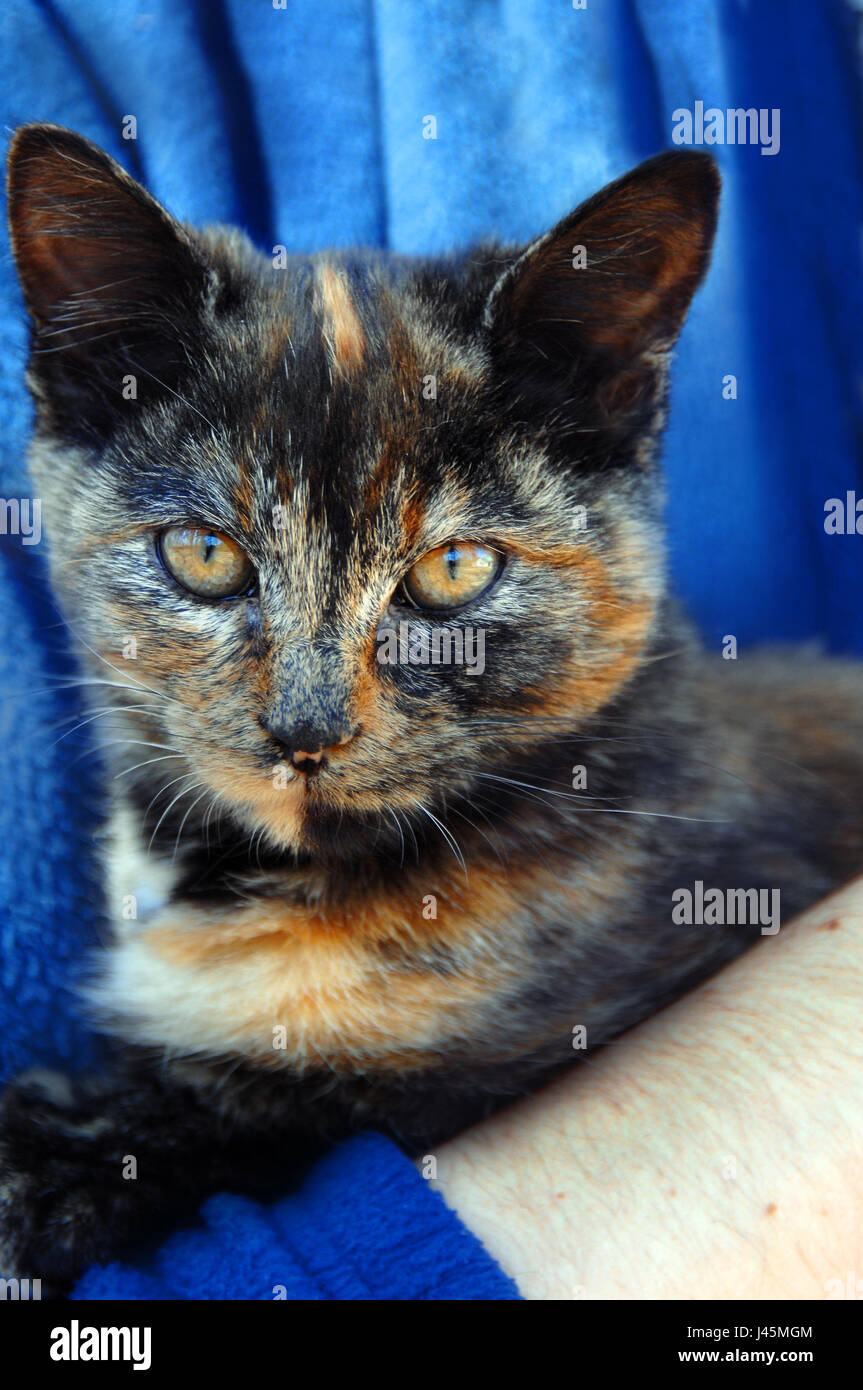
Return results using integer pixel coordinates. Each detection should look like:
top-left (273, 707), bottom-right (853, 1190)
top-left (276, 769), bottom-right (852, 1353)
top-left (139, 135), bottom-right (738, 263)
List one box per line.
top-left (7, 124), bottom-right (211, 438)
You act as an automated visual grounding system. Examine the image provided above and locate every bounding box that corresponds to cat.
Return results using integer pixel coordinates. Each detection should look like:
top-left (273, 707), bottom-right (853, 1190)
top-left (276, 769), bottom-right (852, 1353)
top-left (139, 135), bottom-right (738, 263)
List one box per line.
top-left (2, 123), bottom-right (863, 1289)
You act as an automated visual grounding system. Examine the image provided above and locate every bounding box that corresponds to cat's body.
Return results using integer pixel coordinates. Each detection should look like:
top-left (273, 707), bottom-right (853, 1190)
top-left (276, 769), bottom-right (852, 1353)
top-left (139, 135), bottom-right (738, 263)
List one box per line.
top-left (2, 126), bottom-right (862, 1287)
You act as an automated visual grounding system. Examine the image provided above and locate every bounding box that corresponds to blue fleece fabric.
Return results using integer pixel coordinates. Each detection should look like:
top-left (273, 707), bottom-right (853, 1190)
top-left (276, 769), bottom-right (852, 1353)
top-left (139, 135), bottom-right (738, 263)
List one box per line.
top-left (0, 0), bottom-right (860, 1300)
top-left (70, 1133), bottom-right (520, 1300)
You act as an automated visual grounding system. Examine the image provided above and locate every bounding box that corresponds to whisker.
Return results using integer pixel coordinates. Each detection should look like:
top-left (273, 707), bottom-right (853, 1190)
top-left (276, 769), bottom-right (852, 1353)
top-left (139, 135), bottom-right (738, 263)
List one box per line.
top-left (414, 802), bottom-right (468, 876)
top-left (147, 775), bottom-right (207, 852)
top-left (142, 768), bottom-right (201, 823)
top-left (61, 624), bottom-right (186, 709)
top-left (48, 705), bottom-right (163, 749)
top-left (114, 754), bottom-right (185, 780)
top-left (172, 785), bottom-right (213, 861)
top-left (447, 800), bottom-right (506, 868)
top-left (384, 807), bottom-right (406, 868)
top-left (474, 772), bottom-right (730, 824)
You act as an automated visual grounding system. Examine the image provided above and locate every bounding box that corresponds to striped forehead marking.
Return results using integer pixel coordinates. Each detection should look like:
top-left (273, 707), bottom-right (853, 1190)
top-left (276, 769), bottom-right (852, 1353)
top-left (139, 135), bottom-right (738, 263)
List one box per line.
top-left (315, 264), bottom-right (366, 376)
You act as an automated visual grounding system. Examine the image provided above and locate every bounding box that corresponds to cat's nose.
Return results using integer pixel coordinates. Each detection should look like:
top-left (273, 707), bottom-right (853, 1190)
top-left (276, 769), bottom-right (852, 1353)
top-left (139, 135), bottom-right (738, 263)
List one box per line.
top-left (261, 716), bottom-right (358, 773)
top-left (290, 747), bottom-right (325, 773)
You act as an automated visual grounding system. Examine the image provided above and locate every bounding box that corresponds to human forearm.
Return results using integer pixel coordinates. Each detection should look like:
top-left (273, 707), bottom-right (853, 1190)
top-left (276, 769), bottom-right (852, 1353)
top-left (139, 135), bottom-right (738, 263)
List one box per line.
top-left (433, 876), bottom-right (863, 1299)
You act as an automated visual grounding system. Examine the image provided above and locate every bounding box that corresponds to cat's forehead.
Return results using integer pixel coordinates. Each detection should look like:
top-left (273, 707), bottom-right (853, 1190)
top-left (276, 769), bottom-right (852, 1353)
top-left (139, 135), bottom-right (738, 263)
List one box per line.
top-left (268, 254), bottom-right (489, 429)
top-left (115, 245), bottom-right (578, 580)
top-left (195, 255), bottom-right (498, 540)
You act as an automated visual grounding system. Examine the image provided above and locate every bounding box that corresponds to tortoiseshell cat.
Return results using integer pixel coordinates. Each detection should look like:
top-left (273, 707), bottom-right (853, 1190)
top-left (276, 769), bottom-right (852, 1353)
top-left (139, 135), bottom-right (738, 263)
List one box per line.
top-left (3, 124), bottom-right (863, 1288)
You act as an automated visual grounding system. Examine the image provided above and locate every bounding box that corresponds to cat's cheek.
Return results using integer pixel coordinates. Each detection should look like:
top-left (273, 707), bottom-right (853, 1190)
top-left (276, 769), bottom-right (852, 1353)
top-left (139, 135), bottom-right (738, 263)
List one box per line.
top-left (538, 524), bottom-right (662, 722)
top-left (556, 594), bottom-right (657, 721)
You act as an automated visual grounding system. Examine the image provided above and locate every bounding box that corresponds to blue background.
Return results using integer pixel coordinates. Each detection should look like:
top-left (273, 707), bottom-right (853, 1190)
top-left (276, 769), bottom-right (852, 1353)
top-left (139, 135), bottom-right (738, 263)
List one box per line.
top-left (0, 0), bottom-right (860, 1295)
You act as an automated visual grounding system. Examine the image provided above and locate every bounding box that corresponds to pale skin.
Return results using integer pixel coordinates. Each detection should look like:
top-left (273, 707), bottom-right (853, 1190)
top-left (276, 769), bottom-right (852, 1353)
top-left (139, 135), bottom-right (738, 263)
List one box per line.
top-left (430, 875), bottom-right (863, 1299)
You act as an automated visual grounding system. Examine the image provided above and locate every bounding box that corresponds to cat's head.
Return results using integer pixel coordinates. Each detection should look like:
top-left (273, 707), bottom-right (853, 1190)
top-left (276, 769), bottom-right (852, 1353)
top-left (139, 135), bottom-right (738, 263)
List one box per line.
top-left (7, 125), bottom-right (718, 860)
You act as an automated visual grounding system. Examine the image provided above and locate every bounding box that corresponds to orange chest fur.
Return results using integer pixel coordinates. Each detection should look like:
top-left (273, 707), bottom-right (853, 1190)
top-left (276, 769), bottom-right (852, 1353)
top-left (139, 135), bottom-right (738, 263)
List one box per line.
top-left (95, 814), bottom-right (629, 1076)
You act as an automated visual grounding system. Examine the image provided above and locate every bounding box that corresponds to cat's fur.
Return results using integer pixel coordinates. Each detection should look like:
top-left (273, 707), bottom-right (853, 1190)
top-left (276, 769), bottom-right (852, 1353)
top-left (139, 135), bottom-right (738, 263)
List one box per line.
top-left (3, 125), bottom-right (863, 1287)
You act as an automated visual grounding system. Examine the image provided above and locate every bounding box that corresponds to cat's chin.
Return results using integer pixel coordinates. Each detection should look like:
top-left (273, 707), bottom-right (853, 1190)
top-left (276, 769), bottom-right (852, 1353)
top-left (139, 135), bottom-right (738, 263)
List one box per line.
top-left (236, 799), bottom-right (403, 862)
top-left (194, 756), bottom-right (402, 861)
top-left (198, 762), bottom-right (315, 852)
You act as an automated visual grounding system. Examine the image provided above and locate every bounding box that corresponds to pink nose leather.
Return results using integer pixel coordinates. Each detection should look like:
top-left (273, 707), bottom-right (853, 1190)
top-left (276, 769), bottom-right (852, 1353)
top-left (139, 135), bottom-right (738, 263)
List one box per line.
top-left (291, 748), bottom-right (323, 767)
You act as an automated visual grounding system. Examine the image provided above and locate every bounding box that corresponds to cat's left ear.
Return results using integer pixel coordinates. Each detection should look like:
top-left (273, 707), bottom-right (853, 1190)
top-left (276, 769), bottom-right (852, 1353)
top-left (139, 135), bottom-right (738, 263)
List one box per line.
top-left (485, 151), bottom-right (719, 424)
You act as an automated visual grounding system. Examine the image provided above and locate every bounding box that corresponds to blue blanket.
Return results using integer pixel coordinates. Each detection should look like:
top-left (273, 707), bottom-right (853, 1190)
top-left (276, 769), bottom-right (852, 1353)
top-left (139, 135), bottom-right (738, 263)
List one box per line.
top-left (1, 0), bottom-right (861, 1298)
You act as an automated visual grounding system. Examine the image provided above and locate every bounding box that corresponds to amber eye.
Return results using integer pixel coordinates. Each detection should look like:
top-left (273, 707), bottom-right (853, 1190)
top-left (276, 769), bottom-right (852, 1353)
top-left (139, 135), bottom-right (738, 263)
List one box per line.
top-left (402, 541), bottom-right (502, 611)
top-left (157, 526), bottom-right (254, 599)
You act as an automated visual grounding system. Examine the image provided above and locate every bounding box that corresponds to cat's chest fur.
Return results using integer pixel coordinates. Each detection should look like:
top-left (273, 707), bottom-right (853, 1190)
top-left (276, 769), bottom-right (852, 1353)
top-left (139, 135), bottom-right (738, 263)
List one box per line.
top-left (99, 789), bottom-right (651, 1076)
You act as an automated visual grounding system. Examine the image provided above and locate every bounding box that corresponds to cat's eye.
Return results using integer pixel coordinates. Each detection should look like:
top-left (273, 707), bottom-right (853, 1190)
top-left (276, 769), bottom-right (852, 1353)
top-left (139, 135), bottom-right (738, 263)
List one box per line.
top-left (157, 525), bottom-right (254, 599)
top-left (402, 541), bottom-right (502, 611)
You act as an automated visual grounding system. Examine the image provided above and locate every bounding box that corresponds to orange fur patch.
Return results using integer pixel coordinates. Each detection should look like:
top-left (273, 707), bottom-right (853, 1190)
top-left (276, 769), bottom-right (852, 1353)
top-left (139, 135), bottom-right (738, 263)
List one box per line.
top-left (316, 265), bottom-right (365, 374)
top-left (99, 847), bottom-right (623, 1073)
top-left (509, 529), bottom-right (658, 723)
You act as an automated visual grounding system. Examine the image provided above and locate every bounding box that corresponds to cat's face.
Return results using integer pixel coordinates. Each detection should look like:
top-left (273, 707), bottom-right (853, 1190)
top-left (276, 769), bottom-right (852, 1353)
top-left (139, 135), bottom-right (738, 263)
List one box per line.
top-left (8, 126), bottom-right (718, 858)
